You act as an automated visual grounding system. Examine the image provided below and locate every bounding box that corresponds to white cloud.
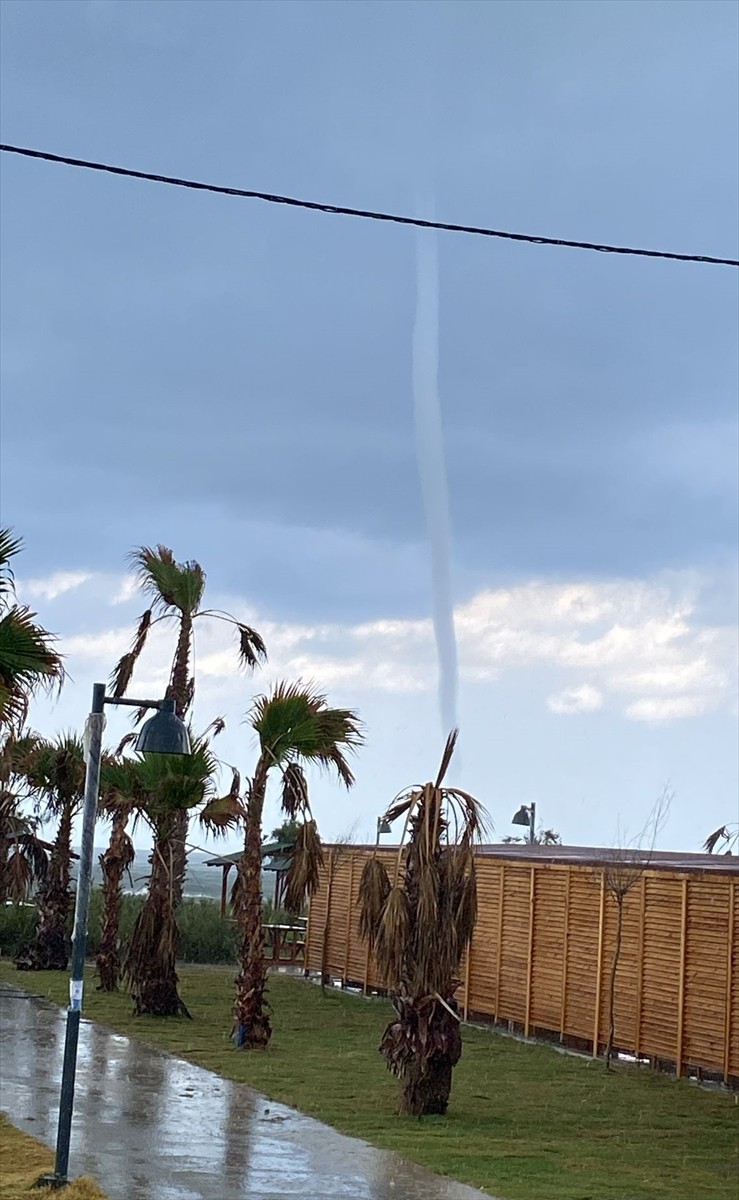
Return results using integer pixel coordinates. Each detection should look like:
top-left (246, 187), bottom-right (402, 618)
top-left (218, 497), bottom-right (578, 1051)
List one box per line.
top-left (625, 696), bottom-right (710, 723)
top-left (547, 684), bottom-right (604, 715)
top-left (111, 575), bottom-right (139, 605)
top-left (22, 572), bottom-right (91, 601)
top-left (33, 570), bottom-right (738, 726)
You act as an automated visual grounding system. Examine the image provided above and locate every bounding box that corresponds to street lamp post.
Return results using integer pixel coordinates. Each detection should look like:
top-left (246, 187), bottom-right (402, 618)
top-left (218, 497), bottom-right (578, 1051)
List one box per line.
top-left (38, 683), bottom-right (190, 1190)
top-left (511, 802), bottom-right (537, 845)
top-left (376, 816), bottom-right (392, 844)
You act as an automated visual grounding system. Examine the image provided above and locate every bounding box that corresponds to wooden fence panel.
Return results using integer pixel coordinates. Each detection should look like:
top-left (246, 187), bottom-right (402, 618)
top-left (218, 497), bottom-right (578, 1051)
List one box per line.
top-left (640, 875), bottom-right (683, 1060)
top-left (562, 869), bottom-right (600, 1042)
top-left (466, 860), bottom-right (503, 1016)
top-left (682, 878), bottom-right (732, 1074)
top-left (497, 866), bottom-right (530, 1024)
top-left (324, 855), bottom-right (353, 977)
top-left (304, 850), bottom-right (738, 1078)
top-left (530, 866), bottom-right (567, 1033)
top-left (597, 886), bottom-right (642, 1056)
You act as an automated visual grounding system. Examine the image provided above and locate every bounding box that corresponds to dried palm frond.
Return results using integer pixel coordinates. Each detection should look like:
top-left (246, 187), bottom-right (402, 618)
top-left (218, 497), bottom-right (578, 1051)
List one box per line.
top-left (284, 819), bottom-right (323, 912)
top-left (281, 762), bottom-right (308, 818)
top-left (202, 715), bottom-right (226, 740)
top-left (114, 731), bottom-right (138, 758)
top-left (110, 608), bottom-right (152, 698)
top-left (435, 729), bottom-right (459, 788)
top-left (236, 624), bottom-right (268, 670)
top-left (358, 856), bottom-right (391, 944)
top-left (375, 885), bottom-right (411, 986)
top-left (5, 847), bottom-right (33, 902)
top-left (199, 787), bottom-right (244, 836)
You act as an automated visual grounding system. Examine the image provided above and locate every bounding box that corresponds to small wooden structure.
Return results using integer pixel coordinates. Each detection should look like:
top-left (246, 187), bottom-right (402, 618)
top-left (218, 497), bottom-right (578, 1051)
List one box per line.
top-left (305, 842), bottom-right (739, 1084)
top-left (205, 839), bottom-right (294, 918)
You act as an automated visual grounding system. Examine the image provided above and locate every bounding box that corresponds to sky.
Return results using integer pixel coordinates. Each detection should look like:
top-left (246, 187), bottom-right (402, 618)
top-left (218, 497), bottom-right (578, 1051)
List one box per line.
top-left (1, 0), bottom-right (737, 854)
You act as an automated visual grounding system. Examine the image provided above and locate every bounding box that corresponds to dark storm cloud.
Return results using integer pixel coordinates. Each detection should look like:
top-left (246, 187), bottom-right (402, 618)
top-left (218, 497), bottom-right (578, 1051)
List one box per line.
top-left (1, 0), bottom-right (737, 618)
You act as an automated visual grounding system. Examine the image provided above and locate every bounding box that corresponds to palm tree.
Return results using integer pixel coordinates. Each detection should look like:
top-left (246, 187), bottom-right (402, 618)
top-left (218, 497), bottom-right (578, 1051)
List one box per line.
top-left (233, 682), bottom-right (363, 1049)
top-left (10, 734), bottom-right (86, 971)
top-left (358, 731), bottom-right (487, 1116)
top-left (0, 783), bottom-right (49, 904)
top-left (111, 546), bottom-right (266, 905)
top-left (110, 734), bottom-right (234, 1016)
top-left (95, 801), bottom-right (136, 992)
top-left (0, 529), bottom-right (64, 732)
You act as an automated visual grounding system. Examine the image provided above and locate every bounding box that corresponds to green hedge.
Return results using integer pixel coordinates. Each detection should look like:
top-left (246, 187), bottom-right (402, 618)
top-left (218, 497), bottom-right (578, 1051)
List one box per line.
top-left (0, 892), bottom-right (293, 965)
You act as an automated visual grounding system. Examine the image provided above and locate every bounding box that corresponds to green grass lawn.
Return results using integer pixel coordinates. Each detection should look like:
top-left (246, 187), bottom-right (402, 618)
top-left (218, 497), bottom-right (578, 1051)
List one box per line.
top-left (1, 961), bottom-right (736, 1200)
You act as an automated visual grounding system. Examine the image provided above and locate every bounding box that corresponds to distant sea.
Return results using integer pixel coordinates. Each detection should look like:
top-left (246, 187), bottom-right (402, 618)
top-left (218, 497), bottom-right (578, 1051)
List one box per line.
top-left (71, 848), bottom-right (276, 903)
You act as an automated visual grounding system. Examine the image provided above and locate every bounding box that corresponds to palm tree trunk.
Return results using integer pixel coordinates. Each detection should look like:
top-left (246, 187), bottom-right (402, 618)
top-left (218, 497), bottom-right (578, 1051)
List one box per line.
top-left (16, 803), bottom-right (73, 971)
top-left (233, 755), bottom-right (271, 1049)
top-left (124, 817), bottom-right (190, 1017)
top-left (96, 811), bottom-right (133, 991)
top-left (381, 994), bottom-right (462, 1116)
top-left (169, 613), bottom-right (193, 909)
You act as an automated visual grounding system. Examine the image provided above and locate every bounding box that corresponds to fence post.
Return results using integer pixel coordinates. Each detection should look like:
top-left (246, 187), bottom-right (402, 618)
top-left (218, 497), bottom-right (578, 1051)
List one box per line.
top-left (463, 943), bottom-right (472, 1020)
top-left (559, 868), bottom-right (571, 1042)
top-left (304, 883), bottom-right (314, 977)
top-left (593, 871), bottom-right (606, 1057)
top-left (524, 866), bottom-right (536, 1037)
top-left (676, 878), bottom-right (688, 1078)
top-left (494, 864), bottom-right (505, 1020)
top-left (724, 881), bottom-right (736, 1084)
top-left (342, 855), bottom-right (355, 987)
top-left (320, 857), bottom-right (335, 985)
top-left (634, 875), bottom-right (647, 1057)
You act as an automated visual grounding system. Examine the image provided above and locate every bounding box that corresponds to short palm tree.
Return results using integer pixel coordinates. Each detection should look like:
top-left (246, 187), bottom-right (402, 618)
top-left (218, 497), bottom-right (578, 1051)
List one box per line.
top-left (0, 529), bottom-right (64, 732)
top-left (232, 682), bottom-right (363, 1049)
top-left (358, 731), bottom-right (487, 1116)
top-left (95, 799), bottom-right (136, 992)
top-left (0, 780), bottom-right (49, 904)
top-left (108, 734), bottom-right (234, 1016)
top-left (111, 545), bottom-right (266, 907)
top-left (10, 734), bottom-right (87, 970)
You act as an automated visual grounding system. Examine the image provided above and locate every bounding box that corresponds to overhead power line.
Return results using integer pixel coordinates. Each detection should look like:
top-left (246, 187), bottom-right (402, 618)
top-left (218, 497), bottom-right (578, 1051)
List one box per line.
top-left (1, 142), bottom-right (737, 268)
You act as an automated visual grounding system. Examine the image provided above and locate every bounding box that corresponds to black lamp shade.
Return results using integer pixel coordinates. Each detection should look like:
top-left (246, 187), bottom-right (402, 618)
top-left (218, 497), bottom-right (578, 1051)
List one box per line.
top-left (134, 702), bottom-right (191, 756)
top-left (511, 805), bottom-right (532, 828)
top-left (377, 818), bottom-right (392, 835)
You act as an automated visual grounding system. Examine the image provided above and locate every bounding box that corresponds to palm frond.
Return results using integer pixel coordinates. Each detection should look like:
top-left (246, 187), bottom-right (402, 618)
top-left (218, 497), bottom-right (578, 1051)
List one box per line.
top-left (283, 819), bottom-right (323, 912)
top-left (375, 886), bottom-right (411, 985)
top-left (5, 848), bottom-right (34, 902)
top-left (358, 856), bottom-right (391, 944)
top-left (198, 792), bottom-right (243, 836)
top-left (0, 605), bottom-right (65, 732)
top-left (110, 608), bottom-right (152, 698)
top-left (236, 624), bottom-right (268, 671)
top-left (0, 528), bottom-right (24, 600)
top-left (249, 681), bottom-right (363, 778)
top-left (129, 546), bottom-right (206, 616)
top-left (202, 715), bottom-right (226, 740)
top-left (114, 731), bottom-right (139, 758)
top-left (137, 735), bottom-right (218, 818)
top-left (281, 762), bottom-right (309, 818)
top-left (703, 825), bottom-right (733, 854)
top-left (198, 766), bottom-right (243, 836)
top-left (435, 729), bottom-right (459, 788)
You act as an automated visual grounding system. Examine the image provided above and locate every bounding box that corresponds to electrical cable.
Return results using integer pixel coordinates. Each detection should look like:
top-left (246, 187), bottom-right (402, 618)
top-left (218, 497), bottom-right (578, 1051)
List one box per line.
top-left (1, 143), bottom-right (737, 268)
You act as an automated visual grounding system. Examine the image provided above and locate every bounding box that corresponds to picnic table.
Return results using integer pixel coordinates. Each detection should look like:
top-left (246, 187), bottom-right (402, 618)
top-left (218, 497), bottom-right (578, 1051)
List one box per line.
top-left (263, 921), bottom-right (306, 966)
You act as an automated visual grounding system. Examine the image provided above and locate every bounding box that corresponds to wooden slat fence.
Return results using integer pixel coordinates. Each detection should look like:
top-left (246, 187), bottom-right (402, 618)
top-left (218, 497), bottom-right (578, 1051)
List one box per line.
top-left (305, 849), bottom-right (739, 1083)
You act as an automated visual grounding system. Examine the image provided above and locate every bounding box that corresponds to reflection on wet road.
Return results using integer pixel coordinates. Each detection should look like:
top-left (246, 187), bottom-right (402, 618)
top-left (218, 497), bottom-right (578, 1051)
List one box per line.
top-left (0, 985), bottom-right (495, 1200)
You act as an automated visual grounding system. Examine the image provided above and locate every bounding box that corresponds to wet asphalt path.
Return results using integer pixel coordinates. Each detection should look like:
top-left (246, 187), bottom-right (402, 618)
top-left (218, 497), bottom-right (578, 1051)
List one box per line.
top-left (0, 984), bottom-right (496, 1200)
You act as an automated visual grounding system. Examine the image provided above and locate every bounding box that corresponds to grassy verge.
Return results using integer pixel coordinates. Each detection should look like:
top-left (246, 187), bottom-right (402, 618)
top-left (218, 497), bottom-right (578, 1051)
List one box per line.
top-left (1, 962), bottom-right (736, 1200)
top-left (0, 1114), bottom-right (105, 1199)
